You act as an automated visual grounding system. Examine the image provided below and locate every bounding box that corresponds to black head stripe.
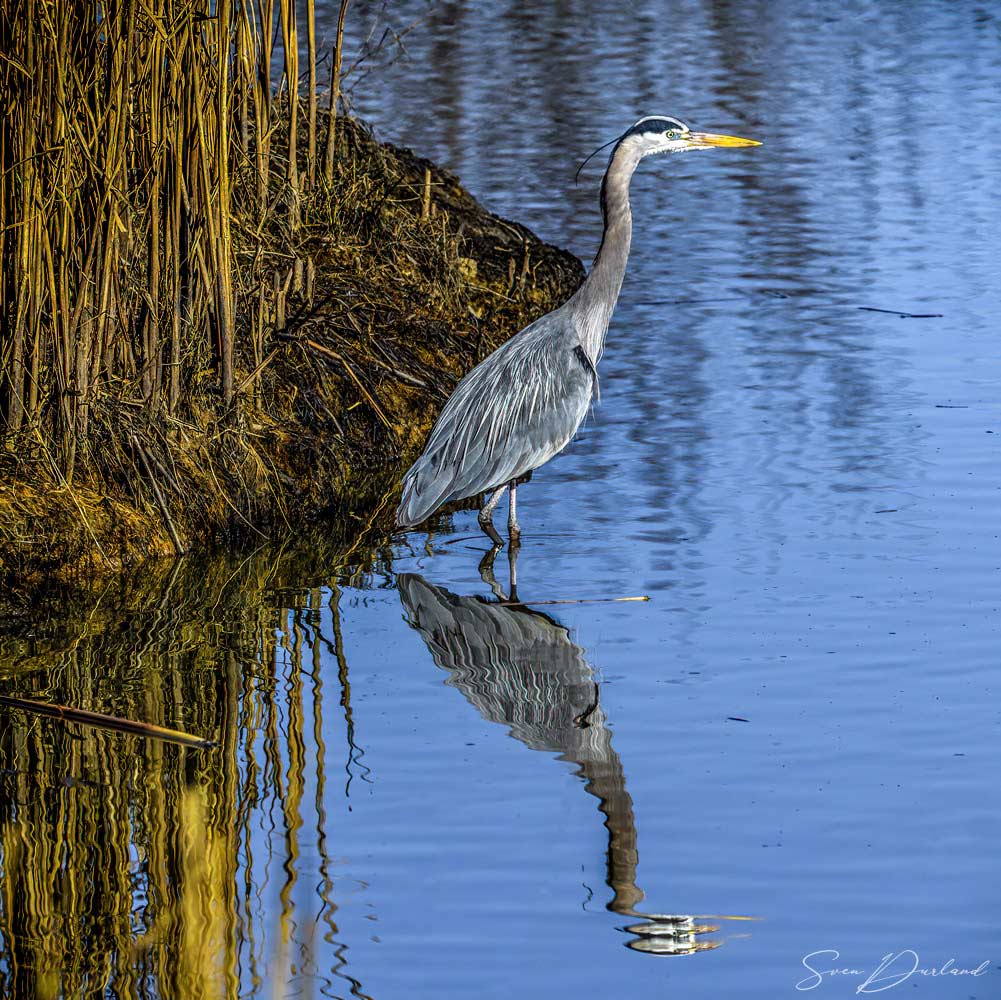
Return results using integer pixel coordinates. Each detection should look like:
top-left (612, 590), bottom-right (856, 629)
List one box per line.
top-left (624, 116), bottom-right (689, 137)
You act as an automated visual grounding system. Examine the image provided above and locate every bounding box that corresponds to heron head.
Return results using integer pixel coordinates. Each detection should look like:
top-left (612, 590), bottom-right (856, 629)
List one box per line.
top-left (620, 116), bottom-right (761, 156)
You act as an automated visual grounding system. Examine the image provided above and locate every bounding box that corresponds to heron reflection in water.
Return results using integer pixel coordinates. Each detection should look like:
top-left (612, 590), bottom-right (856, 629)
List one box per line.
top-left (397, 570), bottom-right (722, 955)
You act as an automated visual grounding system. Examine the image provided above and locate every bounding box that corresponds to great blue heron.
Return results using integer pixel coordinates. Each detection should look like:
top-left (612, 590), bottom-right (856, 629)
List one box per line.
top-left (396, 116), bottom-right (760, 547)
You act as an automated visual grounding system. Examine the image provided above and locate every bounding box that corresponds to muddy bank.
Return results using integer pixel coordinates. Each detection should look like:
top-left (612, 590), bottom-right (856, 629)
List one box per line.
top-left (0, 115), bottom-right (583, 607)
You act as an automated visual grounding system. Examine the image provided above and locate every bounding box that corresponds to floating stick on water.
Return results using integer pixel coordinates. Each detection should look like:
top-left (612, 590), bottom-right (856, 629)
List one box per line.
top-left (0, 694), bottom-right (216, 750)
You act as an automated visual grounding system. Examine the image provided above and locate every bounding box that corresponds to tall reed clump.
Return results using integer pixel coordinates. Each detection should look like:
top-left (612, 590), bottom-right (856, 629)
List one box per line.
top-left (0, 0), bottom-right (354, 534)
top-left (0, 0), bottom-right (342, 462)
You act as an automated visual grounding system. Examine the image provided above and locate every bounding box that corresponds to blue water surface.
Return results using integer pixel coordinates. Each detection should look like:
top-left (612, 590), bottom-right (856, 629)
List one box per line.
top-left (311, 2), bottom-right (1001, 995)
top-left (2, 2), bottom-right (999, 998)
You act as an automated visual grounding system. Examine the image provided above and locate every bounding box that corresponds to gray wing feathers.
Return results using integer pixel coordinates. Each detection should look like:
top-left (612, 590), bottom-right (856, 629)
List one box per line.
top-left (397, 318), bottom-right (594, 527)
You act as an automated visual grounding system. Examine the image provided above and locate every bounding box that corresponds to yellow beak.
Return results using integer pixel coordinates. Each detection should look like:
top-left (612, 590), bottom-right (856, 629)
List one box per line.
top-left (687, 131), bottom-right (761, 148)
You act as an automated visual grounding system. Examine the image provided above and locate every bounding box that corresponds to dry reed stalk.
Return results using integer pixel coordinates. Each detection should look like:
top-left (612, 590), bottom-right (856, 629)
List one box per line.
top-left (132, 434), bottom-right (186, 556)
top-left (255, 0), bottom-right (275, 212)
top-left (421, 167), bottom-right (432, 220)
top-left (279, 0), bottom-right (300, 228)
top-left (307, 0), bottom-right (318, 188)
top-left (168, 39), bottom-right (184, 416)
top-left (217, 0), bottom-right (236, 407)
top-left (235, 0), bottom-right (252, 154)
top-left (323, 0), bottom-right (351, 184)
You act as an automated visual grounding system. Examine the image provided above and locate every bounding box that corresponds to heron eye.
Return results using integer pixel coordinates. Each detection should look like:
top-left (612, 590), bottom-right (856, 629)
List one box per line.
top-left (665, 130), bottom-right (676, 140)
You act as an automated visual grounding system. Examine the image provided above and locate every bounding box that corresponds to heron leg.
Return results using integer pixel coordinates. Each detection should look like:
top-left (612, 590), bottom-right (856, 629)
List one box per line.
top-left (478, 485), bottom-right (507, 547)
top-left (508, 481), bottom-right (521, 544)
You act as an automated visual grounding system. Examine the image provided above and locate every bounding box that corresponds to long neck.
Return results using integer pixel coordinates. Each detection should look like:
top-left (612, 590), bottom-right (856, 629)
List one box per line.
top-left (569, 142), bottom-right (641, 363)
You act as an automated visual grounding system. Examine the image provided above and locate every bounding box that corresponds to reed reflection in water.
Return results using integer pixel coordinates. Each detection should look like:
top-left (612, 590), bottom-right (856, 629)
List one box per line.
top-left (398, 570), bottom-right (722, 956)
top-left (0, 542), bottom-right (385, 998)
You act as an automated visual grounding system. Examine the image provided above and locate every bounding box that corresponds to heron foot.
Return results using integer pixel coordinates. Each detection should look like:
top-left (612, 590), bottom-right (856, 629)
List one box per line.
top-left (573, 682), bottom-right (600, 728)
top-left (477, 511), bottom-right (504, 547)
top-left (478, 544), bottom-right (505, 598)
top-left (478, 485), bottom-right (508, 547)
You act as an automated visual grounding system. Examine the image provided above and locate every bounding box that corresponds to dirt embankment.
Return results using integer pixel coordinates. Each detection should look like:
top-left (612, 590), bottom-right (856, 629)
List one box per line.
top-left (0, 116), bottom-right (583, 606)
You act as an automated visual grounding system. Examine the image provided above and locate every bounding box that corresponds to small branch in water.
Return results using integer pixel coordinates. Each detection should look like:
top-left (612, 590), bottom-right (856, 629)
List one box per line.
top-left (858, 306), bottom-right (943, 318)
top-left (501, 595), bottom-right (649, 607)
top-left (0, 694), bottom-right (215, 749)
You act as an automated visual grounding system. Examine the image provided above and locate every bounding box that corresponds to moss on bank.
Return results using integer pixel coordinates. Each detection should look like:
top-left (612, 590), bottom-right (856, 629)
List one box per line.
top-left (0, 115), bottom-right (583, 604)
